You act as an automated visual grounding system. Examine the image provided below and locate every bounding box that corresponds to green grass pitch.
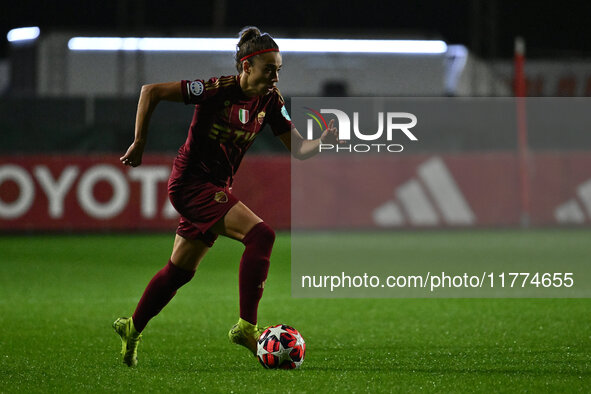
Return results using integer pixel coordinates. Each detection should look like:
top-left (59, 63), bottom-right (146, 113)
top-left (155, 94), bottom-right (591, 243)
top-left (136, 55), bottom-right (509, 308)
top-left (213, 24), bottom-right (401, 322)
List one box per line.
top-left (0, 231), bottom-right (590, 392)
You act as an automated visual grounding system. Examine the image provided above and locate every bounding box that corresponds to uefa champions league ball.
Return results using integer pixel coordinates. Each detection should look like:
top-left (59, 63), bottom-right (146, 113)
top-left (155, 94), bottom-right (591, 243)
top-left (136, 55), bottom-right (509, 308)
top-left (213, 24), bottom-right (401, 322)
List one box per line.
top-left (256, 324), bottom-right (306, 369)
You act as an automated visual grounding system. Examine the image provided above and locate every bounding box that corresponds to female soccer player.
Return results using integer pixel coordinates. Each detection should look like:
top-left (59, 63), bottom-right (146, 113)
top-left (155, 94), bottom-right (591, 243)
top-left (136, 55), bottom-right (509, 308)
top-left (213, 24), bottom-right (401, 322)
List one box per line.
top-left (113, 26), bottom-right (337, 367)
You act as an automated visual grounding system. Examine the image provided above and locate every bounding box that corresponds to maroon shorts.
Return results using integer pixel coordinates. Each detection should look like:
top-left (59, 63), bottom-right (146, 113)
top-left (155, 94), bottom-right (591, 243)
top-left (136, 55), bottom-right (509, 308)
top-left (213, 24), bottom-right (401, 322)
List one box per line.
top-left (169, 178), bottom-right (239, 247)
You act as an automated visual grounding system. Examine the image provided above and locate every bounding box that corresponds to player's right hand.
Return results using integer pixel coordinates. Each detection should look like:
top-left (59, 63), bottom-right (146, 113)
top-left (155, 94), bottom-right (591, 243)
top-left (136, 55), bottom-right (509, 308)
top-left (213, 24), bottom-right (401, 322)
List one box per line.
top-left (120, 141), bottom-right (145, 167)
top-left (320, 119), bottom-right (342, 144)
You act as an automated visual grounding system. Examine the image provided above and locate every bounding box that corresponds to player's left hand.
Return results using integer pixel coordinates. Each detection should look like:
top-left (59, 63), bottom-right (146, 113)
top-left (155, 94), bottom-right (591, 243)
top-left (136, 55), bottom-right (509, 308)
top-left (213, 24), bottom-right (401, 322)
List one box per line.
top-left (120, 141), bottom-right (145, 167)
top-left (319, 119), bottom-right (342, 144)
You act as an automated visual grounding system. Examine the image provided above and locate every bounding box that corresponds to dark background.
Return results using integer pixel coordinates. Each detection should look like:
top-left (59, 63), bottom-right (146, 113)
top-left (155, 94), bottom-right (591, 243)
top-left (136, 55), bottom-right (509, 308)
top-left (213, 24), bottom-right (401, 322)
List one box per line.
top-left (2, 0), bottom-right (591, 59)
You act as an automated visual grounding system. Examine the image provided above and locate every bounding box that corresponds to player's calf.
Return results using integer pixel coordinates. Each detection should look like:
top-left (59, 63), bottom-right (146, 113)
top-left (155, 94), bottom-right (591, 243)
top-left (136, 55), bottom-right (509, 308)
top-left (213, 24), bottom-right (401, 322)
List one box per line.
top-left (239, 222), bottom-right (275, 324)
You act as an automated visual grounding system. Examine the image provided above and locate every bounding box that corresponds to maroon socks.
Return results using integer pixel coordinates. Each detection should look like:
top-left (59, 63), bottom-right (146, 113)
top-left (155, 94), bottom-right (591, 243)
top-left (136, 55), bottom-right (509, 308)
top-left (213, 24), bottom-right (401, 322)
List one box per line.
top-left (132, 260), bottom-right (195, 332)
top-left (130, 221), bottom-right (275, 332)
top-left (239, 222), bottom-right (275, 325)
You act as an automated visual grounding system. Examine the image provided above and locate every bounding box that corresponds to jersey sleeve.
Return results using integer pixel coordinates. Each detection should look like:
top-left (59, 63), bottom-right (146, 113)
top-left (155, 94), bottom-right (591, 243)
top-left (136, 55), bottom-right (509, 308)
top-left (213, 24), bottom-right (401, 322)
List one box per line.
top-left (181, 77), bottom-right (221, 105)
top-left (266, 89), bottom-right (295, 136)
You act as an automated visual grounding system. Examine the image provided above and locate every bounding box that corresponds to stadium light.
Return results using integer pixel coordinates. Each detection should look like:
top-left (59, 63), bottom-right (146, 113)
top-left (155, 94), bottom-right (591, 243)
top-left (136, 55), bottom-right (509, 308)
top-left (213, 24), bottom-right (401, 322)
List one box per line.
top-left (7, 27), bottom-right (40, 43)
top-left (278, 39), bottom-right (447, 54)
top-left (68, 37), bottom-right (447, 54)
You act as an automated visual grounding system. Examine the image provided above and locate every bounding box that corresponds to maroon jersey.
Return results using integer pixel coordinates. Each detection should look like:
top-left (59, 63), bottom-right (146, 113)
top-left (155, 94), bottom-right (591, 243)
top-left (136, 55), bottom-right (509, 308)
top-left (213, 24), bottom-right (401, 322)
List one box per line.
top-left (172, 75), bottom-right (293, 187)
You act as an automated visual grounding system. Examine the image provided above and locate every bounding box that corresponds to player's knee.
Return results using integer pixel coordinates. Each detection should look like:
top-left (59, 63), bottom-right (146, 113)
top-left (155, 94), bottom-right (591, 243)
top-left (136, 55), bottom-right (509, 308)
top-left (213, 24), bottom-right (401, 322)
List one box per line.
top-left (243, 221), bottom-right (275, 249)
top-left (257, 222), bottom-right (276, 247)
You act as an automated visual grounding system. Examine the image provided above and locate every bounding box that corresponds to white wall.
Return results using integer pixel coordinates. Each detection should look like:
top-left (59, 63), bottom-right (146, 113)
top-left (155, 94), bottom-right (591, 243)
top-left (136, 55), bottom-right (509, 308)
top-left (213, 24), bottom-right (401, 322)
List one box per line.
top-left (61, 51), bottom-right (450, 97)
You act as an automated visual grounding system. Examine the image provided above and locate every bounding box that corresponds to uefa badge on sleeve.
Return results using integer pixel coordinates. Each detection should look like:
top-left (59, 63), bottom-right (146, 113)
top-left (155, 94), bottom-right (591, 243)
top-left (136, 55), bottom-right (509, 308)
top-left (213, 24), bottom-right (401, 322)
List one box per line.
top-left (281, 105), bottom-right (291, 121)
top-left (190, 81), bottom-right (204, 96)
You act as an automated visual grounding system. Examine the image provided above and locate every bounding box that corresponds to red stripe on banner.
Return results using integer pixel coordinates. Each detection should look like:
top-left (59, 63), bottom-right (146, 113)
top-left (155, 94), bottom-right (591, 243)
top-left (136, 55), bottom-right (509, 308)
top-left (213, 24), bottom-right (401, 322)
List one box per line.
top-left (291, 152), bottom-right (591, 229)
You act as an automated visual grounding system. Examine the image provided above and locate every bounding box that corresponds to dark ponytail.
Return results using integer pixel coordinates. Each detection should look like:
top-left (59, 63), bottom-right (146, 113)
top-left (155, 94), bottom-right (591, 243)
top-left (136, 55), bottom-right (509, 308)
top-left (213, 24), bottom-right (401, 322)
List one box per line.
top-left (235, 26), bottom-right (279, 73)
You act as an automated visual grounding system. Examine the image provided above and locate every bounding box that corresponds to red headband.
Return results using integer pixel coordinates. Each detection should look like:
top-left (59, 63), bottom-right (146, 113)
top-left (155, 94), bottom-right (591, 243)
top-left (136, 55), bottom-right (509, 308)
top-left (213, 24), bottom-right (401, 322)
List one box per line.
top-left (240, 48), bottom-right (279, 62)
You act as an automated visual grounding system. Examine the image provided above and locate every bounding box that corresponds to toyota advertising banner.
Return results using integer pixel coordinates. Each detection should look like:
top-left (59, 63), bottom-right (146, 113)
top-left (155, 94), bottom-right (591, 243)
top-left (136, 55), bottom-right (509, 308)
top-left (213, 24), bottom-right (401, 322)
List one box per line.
top-left (0, 154), bottom-right (289, 231)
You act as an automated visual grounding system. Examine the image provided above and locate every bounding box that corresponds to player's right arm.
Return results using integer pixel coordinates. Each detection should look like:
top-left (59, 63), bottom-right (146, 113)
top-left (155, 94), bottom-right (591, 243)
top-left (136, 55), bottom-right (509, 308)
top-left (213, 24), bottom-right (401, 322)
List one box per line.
top-left (121, 82), bottom-right (183, 167)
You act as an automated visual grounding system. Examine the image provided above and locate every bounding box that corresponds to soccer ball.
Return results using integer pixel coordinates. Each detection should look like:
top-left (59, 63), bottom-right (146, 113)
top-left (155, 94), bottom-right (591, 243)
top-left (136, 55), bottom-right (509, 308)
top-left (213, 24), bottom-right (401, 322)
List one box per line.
top-left (256, 324), bottom-right (306, 369)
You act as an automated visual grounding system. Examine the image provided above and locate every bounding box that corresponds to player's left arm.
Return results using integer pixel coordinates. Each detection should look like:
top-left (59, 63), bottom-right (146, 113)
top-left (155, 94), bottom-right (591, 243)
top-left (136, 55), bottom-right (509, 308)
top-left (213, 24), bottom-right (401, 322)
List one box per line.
top-left (279, 119), bottom-right (338, 160)
top-left (121, 82), bottom-right (184, 167)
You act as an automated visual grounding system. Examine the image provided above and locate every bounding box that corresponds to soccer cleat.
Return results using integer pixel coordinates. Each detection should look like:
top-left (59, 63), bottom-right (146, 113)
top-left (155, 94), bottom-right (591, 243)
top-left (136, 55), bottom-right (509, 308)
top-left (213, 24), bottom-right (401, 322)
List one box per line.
top-left (228, 318), bottom-right (266, 356)
top-left (113, 317), bottom-right (142, 367)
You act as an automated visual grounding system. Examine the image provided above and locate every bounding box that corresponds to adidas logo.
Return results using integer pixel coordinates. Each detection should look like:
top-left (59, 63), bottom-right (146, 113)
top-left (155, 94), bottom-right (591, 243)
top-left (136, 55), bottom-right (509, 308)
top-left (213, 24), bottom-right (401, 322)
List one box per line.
top-left (373, 157), bottom-right (475, 227)
top-left (554, 179), bottom-right (591, 224)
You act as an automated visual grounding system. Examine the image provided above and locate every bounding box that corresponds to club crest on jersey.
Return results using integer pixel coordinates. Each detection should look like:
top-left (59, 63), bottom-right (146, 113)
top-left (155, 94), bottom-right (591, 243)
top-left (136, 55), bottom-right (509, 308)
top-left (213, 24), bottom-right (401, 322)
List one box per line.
top-left (257, 111), bottom-right (266, 125)
top-left (190, 81), bottom-right (204, 96)
top-left (238, 109), bottom-right (249, 124)
top-left (214, 191), bottom-right (228, 203)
